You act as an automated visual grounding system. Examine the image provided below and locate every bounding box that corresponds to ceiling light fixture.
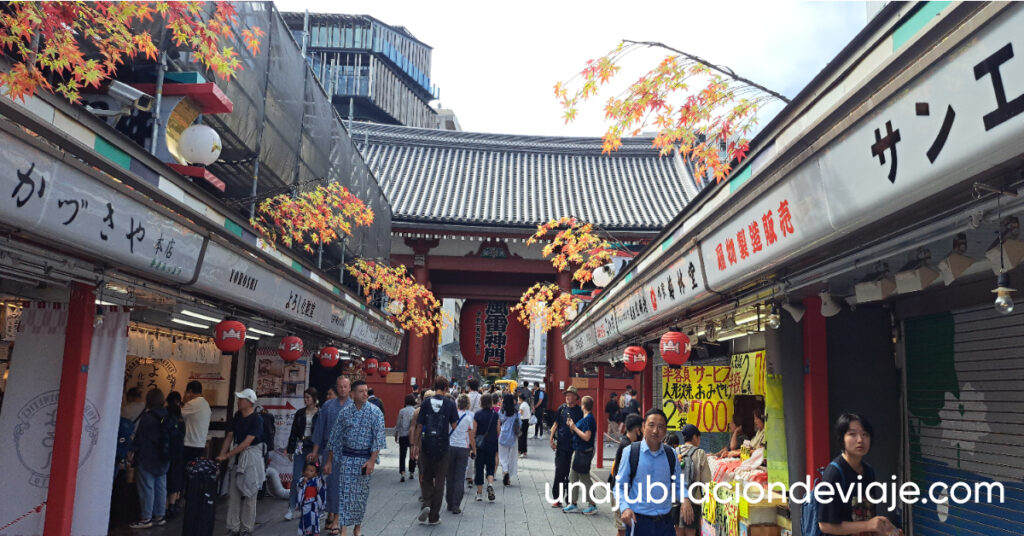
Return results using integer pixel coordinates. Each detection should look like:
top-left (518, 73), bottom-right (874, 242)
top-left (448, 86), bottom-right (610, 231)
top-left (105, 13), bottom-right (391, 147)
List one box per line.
top-left (179, 307), bottom-right (221, 324)
top-left (819, 291), bottom-right (842, 318)
top-left (248, 327), bottom-right (276, 337)
top-left (171, 316), bottom-right (210, 329)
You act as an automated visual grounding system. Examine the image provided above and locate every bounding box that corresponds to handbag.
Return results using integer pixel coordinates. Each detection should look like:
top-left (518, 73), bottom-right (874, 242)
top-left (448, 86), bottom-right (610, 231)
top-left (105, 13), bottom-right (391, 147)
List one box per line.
top-left (475, 412), bottom-right (495, 449)
top-left (529, 414), bottom-right (537, 425)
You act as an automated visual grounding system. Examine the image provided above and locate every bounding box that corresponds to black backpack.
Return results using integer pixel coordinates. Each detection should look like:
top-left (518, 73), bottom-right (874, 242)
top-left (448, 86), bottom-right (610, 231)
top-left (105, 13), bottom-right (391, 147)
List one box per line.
top-left (260, 411), bottom-right (276, 450)
top-left (420, 398), bottom-right (451, 458)
top-left (156, 412), bottom-right (181, 462)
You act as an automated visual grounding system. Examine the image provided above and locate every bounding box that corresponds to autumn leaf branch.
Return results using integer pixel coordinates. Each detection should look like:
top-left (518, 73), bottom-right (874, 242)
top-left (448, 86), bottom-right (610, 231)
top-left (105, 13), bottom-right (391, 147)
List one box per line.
top-left (556, 40), bottom-right (788, 185)
top-left (345, 259), bottom-right (450, 337)
top-left (0, 1), bottom-right (263, 102)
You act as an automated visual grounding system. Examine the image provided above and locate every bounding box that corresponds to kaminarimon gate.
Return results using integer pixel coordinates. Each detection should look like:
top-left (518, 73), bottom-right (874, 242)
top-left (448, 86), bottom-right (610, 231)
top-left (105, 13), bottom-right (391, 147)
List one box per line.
top-left (351, 121), bottom-right (703, 417)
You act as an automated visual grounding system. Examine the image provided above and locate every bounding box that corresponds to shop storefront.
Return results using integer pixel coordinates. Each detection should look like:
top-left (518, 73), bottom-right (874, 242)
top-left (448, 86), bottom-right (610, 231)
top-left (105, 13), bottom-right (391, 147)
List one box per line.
top-left (0, 57), bottom-right (399, 536)
top-left (564, 4), bottom-right (1024, 535)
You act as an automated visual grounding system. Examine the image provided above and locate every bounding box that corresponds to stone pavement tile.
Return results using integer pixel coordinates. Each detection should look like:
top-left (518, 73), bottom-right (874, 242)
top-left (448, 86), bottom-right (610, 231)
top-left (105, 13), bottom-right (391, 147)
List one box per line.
top-left (115, 435), bottom-right (621, 536)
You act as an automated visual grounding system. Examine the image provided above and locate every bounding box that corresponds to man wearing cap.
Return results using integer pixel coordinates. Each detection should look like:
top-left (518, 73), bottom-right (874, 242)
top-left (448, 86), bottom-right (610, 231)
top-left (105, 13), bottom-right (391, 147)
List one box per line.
top-left (548, 385), bottom-right (583, 507)
top-left (310, 375), bottom-right (353, 529)
top-left (677, 424), bottom-right (712, 536)
top-left (217, 388), bottom-right (266, 536)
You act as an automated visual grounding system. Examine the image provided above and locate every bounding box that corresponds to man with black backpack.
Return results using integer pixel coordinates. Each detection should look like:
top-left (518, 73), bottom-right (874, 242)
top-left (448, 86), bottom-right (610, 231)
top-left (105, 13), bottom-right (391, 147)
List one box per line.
top-left (614, 409), bottom-right (685, 536)
top-left (411, 377), bottom-right (459, 526)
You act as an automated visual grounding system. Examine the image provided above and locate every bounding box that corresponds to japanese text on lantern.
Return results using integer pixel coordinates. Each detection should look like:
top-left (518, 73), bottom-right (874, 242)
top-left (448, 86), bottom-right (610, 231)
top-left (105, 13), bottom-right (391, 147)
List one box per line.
top-left (729, 351), bottom-right (766, 397)
top-left (713, 199), bottom-right (795, 272)
top-left (661, 365), bottom-right (732, 432)
top-left (483, 302), bottom-right (509, 365)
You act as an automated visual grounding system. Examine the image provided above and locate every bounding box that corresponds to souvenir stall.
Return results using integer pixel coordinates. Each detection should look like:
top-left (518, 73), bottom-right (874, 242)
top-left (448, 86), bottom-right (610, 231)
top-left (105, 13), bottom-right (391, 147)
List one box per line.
top-left (660, 340), bottom-right (791, 536)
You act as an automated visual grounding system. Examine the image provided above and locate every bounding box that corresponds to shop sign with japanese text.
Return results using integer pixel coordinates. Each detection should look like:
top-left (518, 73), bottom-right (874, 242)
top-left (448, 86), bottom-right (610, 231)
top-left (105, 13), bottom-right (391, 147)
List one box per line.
top-left (661, 365), bottom-right (732, 432)
top-left (564, 324), bottom-right (597, 360)
top-left (0, 130), bottom-right (203, 283)
top-left (594, 311), bottom-right (619, 345)
top-left (729, 351), bottom-right (766, 397)
top-left (615, 249), bottom-right (708, 335)
top-left (821, 6), bottom-right (1024, 232)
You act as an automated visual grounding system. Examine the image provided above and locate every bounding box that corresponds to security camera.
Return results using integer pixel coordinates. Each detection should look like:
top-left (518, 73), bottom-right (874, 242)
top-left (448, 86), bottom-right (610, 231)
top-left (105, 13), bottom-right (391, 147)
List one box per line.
top-left (107, 81), bottom-right (154, 112)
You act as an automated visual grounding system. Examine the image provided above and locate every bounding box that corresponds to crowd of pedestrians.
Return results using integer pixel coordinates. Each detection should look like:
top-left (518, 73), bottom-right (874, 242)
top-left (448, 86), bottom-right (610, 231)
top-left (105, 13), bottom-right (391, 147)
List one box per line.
top-left (118, 381), bottom-right (212, 530)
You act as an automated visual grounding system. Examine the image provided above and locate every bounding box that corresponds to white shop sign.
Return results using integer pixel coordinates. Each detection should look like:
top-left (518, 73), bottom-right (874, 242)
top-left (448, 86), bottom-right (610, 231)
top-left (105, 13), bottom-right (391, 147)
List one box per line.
top-left (594, 311), bottom-right (619, 345)
top-left (192, 241), bottom-right (353, 340)
top-left (0, 130), bottom-right (203, 283)
top-left (703, 6), bottom-right (1024, 289)
top-left (564, 323), bottom-right (597, 360)
top-left (700, 162), bottom-right (831, 290)
top-left (820, 5), bottom-right (1024, 230)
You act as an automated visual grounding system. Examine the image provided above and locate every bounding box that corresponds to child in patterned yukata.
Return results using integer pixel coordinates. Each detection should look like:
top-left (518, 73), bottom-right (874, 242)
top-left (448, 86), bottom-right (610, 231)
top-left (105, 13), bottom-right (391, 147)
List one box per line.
top-left (296, 462), bottom-right (327, 536)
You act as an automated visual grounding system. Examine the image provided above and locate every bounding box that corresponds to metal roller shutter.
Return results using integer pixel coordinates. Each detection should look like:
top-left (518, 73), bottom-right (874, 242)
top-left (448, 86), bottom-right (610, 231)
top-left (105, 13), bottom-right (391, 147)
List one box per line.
top-left (905, 304), bottom-right (1024, 535)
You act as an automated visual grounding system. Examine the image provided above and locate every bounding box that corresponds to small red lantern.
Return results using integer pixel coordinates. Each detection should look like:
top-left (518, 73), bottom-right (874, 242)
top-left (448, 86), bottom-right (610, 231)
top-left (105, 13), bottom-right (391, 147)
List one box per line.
top-left (660, 330), bottom-right (691, 367)
top-left (279, 336), bottom-right (304, 362)
top-left (378, 361), bottom-right (391, 377)
top-left (363, 358), bottom-right (379, 376)
top-left (213, 319), bottom-right (246, 353)
top-left (318, 346), bottom-right (340, 368)
top-left (623, 345), bottom-right (647, 372)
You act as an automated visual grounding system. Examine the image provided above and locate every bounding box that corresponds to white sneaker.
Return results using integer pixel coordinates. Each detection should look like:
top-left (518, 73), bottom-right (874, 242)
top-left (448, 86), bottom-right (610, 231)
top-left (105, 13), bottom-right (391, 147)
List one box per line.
top-left (283, 509), bottom-right (294, 521)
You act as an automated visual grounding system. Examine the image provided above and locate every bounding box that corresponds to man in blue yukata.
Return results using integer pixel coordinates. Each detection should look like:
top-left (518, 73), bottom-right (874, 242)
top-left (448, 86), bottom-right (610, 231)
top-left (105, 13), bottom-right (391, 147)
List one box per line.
top-left (324, 379), bottom-right (386, 536)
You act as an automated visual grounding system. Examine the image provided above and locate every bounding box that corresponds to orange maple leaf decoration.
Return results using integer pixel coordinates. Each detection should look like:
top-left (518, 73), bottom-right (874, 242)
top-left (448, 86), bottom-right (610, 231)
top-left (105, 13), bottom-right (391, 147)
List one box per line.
top-left (557, 41), bottom-right (773, 186)
top-left (345, 259), bottom-right (451, 337)
top-left (0, 1), bottom-right (263, 103)
top-left (515, 217), bottom-right (613, 331)
top-left (250, 181), bottom-right (374, 254)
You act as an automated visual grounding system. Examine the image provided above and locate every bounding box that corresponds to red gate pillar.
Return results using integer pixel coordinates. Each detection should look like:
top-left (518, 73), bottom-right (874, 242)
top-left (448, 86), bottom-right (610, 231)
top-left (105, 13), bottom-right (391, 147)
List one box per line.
top-left (546, 270), bottom-right (573, 394)
top-left (642, 358), bottom-right (654, 414)
top-left (44, 283), bottom-right (96, 536)
top-left (596, 363), bottom-right (606, 468)
top-left (404, 238), bottom-right (438, 391)
top-left (803, 296), bottom-right (830, 477)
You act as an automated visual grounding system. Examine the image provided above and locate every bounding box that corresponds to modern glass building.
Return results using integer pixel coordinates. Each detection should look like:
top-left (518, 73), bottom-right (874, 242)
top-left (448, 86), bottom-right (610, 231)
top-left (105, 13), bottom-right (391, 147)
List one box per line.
top-left (283, 12), bottom-right (441, 129)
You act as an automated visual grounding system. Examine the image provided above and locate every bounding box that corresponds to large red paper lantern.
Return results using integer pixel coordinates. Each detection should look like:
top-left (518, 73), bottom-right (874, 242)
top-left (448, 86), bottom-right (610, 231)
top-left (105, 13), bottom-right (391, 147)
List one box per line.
top-left (318, 346), bottom-right (340, 368)
top-left (660, 330), bottom-right (691, 367)
top-left (623, 345), bottom-right (647, 372)
top-left (363, 358), bottom-right (379, 376)
top-left (213, 319), bottom-right (246, 353)
top-left (279, 336), bottom-right (304, 362)
top-left (378, 361), bottom-right (391, 377)
top-left (458, 300), bottom-right (529, 367)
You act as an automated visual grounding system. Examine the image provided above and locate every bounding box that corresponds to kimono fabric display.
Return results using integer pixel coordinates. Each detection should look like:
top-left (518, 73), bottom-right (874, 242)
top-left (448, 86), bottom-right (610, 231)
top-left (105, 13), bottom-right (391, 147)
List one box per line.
top-left (327, 401), bottom-right (386, 527)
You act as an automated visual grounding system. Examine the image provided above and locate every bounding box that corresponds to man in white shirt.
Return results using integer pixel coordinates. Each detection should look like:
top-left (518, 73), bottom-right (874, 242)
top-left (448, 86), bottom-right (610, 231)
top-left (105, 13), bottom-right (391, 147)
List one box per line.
top-left (181, 381), bottom-right (212, 461)
top-left (518, 392), bottom-right (532, 458)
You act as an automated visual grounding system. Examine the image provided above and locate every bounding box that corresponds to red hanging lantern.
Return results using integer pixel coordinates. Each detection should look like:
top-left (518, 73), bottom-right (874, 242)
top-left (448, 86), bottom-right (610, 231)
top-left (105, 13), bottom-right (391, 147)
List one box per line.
top-left (278, 336), bottom-right (304, 362)
top-left (363, 358), bottom-right (379, 376)
top-left (213, 319), bottom-right (246, 353)
top-left (623, 345), bottom-right (647, 372)
top-left (378, 361), bottom-right (391, 377)
top-left (318, 346), bottom-right (340, 368)
top-left (659, 330), bottom-right (691, 367)
top-left (458, 300), bottom-right (529, 367)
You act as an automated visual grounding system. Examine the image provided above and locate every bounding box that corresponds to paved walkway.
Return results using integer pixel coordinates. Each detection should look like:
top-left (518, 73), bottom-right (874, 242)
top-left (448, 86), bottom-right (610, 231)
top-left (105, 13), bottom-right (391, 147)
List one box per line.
top-left (111, 433), bottom-right (622, 536)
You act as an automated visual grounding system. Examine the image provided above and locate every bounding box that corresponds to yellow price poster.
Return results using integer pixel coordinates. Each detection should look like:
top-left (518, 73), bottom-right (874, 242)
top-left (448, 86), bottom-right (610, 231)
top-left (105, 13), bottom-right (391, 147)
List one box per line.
top-left (729, 351), bottom-right (766, 396)
top-left (661, 365), bottom-right (732, 432)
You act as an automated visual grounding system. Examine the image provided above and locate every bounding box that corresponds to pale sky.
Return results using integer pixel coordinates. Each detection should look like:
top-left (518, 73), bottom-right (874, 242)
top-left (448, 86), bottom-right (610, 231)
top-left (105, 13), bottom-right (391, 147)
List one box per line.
top-left (274, 0), bottom-right (871, 137)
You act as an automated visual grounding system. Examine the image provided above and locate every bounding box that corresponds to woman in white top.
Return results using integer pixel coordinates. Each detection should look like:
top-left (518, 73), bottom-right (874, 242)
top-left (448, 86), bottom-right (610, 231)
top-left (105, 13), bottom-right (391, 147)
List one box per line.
top-left (445, 394), bottom-right (475, 514)
top-left (518, 392), bottom-right (532, 458)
